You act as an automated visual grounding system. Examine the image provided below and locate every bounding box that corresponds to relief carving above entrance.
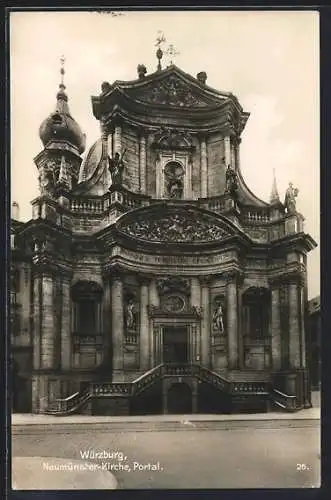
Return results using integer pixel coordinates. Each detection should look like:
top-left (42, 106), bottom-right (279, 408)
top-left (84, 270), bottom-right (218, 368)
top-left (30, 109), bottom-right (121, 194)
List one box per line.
top-left (117, 209), bottom-right (231, 243)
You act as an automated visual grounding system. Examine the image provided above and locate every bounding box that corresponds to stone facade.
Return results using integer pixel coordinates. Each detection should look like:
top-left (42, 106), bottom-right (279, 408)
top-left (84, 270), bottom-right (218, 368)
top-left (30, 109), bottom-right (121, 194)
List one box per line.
top-left (10, 64), bottom-right (317, 415)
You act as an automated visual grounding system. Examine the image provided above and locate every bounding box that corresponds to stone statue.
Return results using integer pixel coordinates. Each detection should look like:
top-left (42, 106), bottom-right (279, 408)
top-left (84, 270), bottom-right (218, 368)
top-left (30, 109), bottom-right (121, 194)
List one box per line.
top-left (225, 165), bottom-right (238, 197)
top-left (39, 165), bottom-right (55, 196)
top-left (125, 300), bottom-right (137, 330)
top-left (165, 162), bottom-right (184, 199)
top-left (212, 302), bottom-right (225, 334)
top-left (284, 182), bottom-right (299, 214)
top-left (108, 151), bottom-right (125, 186)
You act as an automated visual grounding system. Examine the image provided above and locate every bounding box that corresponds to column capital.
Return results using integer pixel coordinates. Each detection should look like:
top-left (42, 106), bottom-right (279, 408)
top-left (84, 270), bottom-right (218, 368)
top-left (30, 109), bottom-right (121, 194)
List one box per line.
top-left (198, 274), bottom-right (213, 286)
top-left (223, 269), bottom-right (244, 285)
top-left (137, 274), bottom-right (152, 287)
top-left (109, 264), bottom-right (125, 281)
top-left (137, 126), bottom-right (148, 140)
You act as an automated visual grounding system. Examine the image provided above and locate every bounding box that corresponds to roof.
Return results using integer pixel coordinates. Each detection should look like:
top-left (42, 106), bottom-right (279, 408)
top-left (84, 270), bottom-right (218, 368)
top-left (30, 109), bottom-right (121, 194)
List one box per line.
top-left (308, 295), bottom-right (320, 315)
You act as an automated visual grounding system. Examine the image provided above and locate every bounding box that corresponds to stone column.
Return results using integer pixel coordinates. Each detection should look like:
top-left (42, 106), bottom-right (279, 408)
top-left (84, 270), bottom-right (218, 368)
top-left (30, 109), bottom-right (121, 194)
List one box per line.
top-left (139, 134), bottom-right (147, 193)
top-left (40, 274), bottom-right (56, 369)
top-left (224, 135), bottom-right (231, 167)
top-left (149, 279), bottom-right (160, 367)
top-left (226, 272), bottom-right (239, 370)
top-left (114, 124), bottom-right (122, 155)
top-left (200, 276), bottom-right (211, 367)
top-left (111, 272), bottom-right (124, 379)
top-left (103, 277), bottom-right (112, 369)
top-left (271, 285), bottom-right (282, 371)
top-left (288, 278), bottom-right (301, 369)
top-left (186, 155), bottom-right (193, 199)
top-left (234, 137), bottom-right (241, 171)
top-left (33, 274), bottom-right (42, 371)
top-left (191, 277), bottom-right (201, 362)
top-left (299, 283), bottom-right (307, 369)
top-left (107, 133), bottom-right (113, 157)
top-left (156, 153), bottom-right (162, 198)
top-left (139, 277), bottom-right (150, 371)
top-left (60, 277), bottom-right (72, 370)
top-left (200, 136), bottom-right (208, 198)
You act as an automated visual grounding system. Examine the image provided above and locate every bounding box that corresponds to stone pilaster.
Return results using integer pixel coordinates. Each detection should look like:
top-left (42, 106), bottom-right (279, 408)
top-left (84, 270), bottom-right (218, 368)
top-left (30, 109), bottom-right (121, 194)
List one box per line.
top-left (149, 279), bottom-right (160, 367)
top-left (32, 275), bottom-right (42, 370)
top-left (40, 274), bottom-right (56, 369)
top-left (299, 285), bottom-right (307, 369)
top-left (107, 133), bottom-right (113, 157)
top-left (288, 280), bottom-right (301, 369)
top-left (114, 124), bottom-right (122, 155)
top-left (225, 271), bottom-right (239, 369)
top-left (139, 277), bottom-right (150, 371)
top-left (271, 286), bottom-right (282, 370)
top-left (139, 135), bottom-right (147, 193)
top-left (60, 277), bottom-right (72, 370)
top-left (111, 273), bottom-right (124, 379)
top-left (103, 277), bottom-right (111, 369)
top-left (200, 276), bottom-right (211, 367)
top-left (224, 135), bottom-right (231, 167)
top-left (200, 136), bottom-right (208, 198)
top-left (191, 277), bottom-right (201, 362)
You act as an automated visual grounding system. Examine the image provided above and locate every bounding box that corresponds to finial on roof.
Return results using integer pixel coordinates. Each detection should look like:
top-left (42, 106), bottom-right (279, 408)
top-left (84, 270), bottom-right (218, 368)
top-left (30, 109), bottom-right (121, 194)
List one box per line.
top-left (57, 55), bottom-right (68, 105)
top-left (166, 43), bottom-right (180, 66)
top-left (270, 168), bottom-right (280, 204)
top-left (11, 201), bottom-right (20, 221)
top-left (155, 30), bottom-right (166, 71)
top-left (60, 55), bottom-right (65, 85)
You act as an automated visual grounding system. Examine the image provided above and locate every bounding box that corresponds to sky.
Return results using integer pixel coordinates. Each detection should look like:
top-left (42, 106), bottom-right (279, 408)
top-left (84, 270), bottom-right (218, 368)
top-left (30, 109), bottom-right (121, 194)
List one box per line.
top-left (10, 10), bottom-right (320, 298)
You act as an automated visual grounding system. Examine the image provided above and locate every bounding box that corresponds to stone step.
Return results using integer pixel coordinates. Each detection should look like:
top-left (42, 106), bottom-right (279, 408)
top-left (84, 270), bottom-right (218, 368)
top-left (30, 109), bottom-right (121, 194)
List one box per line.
top-left (12, 417), bottom-right (318, 435)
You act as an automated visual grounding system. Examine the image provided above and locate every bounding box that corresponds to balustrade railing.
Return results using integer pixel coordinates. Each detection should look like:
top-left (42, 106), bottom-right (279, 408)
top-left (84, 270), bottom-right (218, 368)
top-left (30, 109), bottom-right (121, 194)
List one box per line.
top-left (271, 388), bottom-right (298, 411)
top-left (242, 210), bottom-right (270, 224)
top-left (70, 198), bottom-right (104, 214)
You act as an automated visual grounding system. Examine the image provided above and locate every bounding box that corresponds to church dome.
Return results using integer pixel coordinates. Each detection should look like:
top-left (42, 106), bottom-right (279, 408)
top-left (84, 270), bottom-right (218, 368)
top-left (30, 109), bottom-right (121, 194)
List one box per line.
top-left (39, 84), bottom-right (86, 155)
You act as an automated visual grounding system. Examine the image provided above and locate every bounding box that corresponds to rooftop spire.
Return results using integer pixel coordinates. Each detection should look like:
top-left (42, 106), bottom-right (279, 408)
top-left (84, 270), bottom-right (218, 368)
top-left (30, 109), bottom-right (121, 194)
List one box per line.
top-left (270, 168), bottom-right (280, 204)
top-left (155, 31), bottom-right (166, 71)
top-left (56, 55), bottom-right (69, 114)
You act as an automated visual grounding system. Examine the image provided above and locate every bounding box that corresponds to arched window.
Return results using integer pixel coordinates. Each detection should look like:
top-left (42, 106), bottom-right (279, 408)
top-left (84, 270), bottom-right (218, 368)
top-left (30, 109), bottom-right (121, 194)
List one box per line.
top-left (242, 287), bottom-right (270, 340)
top-left (71, 281), bottom-right (103, 335)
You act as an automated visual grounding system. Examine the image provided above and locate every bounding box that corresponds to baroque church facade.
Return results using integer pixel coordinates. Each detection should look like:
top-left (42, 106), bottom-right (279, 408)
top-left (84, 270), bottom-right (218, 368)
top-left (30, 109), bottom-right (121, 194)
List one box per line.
top-left (11, 56), bottom-right (317, 415)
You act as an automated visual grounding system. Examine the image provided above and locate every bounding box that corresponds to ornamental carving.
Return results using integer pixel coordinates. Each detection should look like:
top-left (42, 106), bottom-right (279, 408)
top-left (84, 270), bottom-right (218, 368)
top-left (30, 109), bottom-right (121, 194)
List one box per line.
top-left (153, 127), bottom-right (193, 150)
top-left (134, 75), bottom-right (210, 108)
top-left (163, 295), bottom-right (186, 313)
top-left (118, 210), bottom-right (230, 243)
top-left (157, 276), bottom-right (190, 296)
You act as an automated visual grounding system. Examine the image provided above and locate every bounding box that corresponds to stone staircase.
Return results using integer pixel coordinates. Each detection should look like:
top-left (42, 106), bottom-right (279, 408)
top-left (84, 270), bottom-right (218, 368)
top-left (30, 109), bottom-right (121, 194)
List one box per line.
top-left (45, 364), bottom-right (299, 416)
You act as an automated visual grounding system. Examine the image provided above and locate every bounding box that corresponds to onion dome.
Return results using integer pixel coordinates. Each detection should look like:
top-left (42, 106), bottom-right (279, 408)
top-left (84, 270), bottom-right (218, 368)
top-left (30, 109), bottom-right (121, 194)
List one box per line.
top-left (39, 58), bottom-right (86, 155)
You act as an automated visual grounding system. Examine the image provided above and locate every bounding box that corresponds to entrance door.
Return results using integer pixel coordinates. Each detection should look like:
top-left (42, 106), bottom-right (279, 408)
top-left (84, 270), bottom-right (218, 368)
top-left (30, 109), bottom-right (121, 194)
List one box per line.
top-left (163, 326), bottom-right (188, 363)
top-left (167, 383), bottom-right (192, 414)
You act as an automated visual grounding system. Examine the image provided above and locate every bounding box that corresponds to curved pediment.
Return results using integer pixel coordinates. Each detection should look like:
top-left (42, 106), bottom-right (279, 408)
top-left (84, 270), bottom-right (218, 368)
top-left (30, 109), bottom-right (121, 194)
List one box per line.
top-left (116, 204), bottom-right (238, 245)
top-left (96, 66), bottom-right (229, 111)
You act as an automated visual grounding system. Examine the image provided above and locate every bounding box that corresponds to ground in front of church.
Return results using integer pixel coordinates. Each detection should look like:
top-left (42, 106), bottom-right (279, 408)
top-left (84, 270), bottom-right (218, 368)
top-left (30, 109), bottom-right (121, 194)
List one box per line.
top-left (11, 401), bottom-right (320, 489)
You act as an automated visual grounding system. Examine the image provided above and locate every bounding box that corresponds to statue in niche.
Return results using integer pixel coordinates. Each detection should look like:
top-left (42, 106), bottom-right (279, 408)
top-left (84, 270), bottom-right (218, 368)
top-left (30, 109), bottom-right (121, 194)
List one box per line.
top-left (125, 299), bottom-right (137, 330)
top-left (39, 163), bottom-right (56, 196)
top-left (284, 182), bottom-right (299, 214)
top-left (212, 299), bottom-right (225, 334)
top-left (165, 162), bottom-right (184, 199)
top-left (108, 150), bottom-right (126, 186)
top-left (225, 164), bottom-right (238, 197)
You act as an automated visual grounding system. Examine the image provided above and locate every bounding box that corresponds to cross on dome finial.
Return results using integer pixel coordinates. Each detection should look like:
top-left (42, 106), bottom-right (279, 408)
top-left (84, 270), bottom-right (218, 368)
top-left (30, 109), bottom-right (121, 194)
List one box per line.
top-left (60, 55), bottom-right (66, 87)
top-left (155, 31), bottom-right (166, 71)
top-left (166, 43), bottom-right (180, 66)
